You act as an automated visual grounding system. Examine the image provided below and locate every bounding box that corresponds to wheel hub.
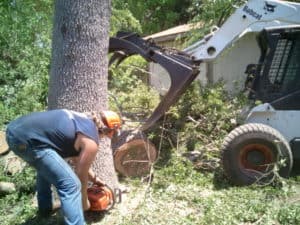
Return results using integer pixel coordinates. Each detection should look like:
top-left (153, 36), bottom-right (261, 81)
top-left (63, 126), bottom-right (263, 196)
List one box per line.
top-left (246, 150), bottom-right (265, 166)
top-left (240, 143), bottom-right (274, 171)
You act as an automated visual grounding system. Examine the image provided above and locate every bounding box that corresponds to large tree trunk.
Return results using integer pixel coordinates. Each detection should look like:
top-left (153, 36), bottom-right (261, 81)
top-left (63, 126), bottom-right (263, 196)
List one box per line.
top-left (48, 0), bottom-right (118, 189)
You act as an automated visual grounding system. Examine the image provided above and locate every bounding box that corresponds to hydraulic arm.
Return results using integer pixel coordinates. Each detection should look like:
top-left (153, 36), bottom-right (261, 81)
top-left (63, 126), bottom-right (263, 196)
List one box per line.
top-left (185, 0), bottom-right (300, 61)
top-left (109, 32), bottom-right (199, 131)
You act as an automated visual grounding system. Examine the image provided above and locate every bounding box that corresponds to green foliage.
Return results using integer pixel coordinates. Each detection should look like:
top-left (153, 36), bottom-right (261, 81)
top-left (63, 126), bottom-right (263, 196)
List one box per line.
top-left (154, 152), bottom-right (212, 187)
top-left (147, 81), bottom-right (247, 167)
top-left (110, 6), bottom-right (142, 35)
top-left (189, 0), bottom-right (244, 26)
top-left (113, 0), bottom-right (192, 35)
top-left (195, 186), bottom-right (297, 225)
top-left (0, 163), bottom-right (36, 225)
top-left (109, 56), bottom-right (160, 120)
top-left (278, 204), bottom-right (300, 225)
top-left (109, 56), bottom-right (146, 91)
top-left (185, 0), bottom-right (245, 45)
top-left (0, 0), bottom-right (53, 127)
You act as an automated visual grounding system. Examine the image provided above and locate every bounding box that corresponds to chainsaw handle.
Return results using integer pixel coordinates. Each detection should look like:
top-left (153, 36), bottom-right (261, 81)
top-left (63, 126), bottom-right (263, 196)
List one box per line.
top-left (102, 186), bottom-right (122, 210)
top-left (114, 188), bottom-right (122, 204)
top-left (104, 184), bottom-right (115, 211)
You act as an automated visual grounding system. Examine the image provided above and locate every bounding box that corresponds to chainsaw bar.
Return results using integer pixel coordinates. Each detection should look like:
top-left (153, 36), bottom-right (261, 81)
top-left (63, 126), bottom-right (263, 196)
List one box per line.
top-left (109, 32), bottom-right (200, 131)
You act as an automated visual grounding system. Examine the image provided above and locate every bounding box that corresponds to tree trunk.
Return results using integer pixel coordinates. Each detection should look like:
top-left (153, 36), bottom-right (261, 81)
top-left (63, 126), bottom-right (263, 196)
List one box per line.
top-left (48, 0), bottom-right (118, 189)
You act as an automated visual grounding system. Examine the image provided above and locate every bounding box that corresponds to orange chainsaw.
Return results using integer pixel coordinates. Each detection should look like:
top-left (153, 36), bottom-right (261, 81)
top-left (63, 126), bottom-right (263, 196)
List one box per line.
top-left (87, 184), bottom-right (121, 211)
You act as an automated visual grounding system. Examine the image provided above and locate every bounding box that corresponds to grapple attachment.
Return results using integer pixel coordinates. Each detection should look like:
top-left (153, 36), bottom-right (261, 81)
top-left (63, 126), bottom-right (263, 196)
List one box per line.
top-left (109, 32), bottom-right (200, 131)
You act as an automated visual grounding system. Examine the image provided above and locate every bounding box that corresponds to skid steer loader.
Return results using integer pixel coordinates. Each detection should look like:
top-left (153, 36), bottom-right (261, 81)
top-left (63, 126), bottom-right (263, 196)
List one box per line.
top-left (108, 0), bottom-right (300, 185)
top-left (221, 25), bottom-right (300, 185)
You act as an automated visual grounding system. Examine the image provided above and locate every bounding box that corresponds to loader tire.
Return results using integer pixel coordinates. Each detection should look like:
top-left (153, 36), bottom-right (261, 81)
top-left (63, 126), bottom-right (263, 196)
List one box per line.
top-left (221, 123), bottom-right (293, 185)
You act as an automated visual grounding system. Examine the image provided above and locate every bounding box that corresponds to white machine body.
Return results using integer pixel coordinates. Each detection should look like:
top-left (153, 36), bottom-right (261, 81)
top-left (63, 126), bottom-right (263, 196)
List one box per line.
top-left (186, 0), bottom-right (300, 62)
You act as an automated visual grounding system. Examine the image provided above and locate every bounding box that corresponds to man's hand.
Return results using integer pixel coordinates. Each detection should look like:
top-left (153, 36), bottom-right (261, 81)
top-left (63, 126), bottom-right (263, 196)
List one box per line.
top-left (93, 176), bottom-right (105, 186)
top-left (88, 168), bottom-right (105, 186)
top-left (83, 199), bottom-right (91, 211)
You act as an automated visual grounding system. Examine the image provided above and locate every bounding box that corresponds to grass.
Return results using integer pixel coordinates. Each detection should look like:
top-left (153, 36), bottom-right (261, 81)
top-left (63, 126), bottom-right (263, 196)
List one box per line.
top-left (1, 153), bottom-right (300, 225)
top-left (109, 155), bottom-right (300, 225)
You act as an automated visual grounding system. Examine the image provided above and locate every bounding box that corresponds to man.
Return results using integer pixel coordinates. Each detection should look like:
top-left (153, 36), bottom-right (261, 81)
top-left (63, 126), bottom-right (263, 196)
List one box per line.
top-left (6, 109), bottom-right (117, 225)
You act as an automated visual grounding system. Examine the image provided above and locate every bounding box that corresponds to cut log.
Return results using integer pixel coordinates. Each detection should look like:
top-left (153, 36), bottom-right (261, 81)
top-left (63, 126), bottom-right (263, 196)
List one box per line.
top-left (114, 137), bottom-right (157, 177)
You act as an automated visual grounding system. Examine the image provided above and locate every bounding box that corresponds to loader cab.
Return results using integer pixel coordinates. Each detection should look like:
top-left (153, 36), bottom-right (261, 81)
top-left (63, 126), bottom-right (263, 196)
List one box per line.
top-left (248, 25), bottom-right (300, 110)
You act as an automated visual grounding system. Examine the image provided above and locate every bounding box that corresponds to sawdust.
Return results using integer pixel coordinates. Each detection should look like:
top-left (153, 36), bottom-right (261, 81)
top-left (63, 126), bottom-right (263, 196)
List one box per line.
top-left (87, 185), bottom-right (148, 224)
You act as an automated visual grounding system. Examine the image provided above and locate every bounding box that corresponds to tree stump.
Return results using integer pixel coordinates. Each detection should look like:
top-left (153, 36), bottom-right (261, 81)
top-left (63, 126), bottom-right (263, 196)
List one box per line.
top-left (112, 130), bottom-right (157, 177)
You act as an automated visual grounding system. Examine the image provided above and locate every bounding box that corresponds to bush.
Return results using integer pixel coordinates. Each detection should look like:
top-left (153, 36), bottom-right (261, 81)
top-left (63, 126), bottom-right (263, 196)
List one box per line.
top-left (0, 0), bottom-right (52, 128)
top-left (144, 81), bottom-right (247, 169)
top-left (109, 56), bottom-right (160, 121)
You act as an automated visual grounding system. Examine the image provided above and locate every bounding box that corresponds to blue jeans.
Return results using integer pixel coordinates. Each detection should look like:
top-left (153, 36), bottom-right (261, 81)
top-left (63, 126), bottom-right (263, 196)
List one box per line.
top-left (6, 129), bottom-right (85, 225)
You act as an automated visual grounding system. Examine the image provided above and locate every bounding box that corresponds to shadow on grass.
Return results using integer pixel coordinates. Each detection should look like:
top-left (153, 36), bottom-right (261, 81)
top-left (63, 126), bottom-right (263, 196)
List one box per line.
top-left (20, 213), bottom-right (64, 225)
top-left (19, 210), bottom-right (106, 225)
top-left (84, 211), bottom-right (106, 224)
top-left (212, 166), bottom-right (232, 190)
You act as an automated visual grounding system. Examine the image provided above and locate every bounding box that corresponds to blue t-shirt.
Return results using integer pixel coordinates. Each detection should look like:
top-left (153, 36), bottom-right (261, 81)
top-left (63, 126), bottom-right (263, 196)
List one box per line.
top-left (7, 109), bottom-right (99, 158)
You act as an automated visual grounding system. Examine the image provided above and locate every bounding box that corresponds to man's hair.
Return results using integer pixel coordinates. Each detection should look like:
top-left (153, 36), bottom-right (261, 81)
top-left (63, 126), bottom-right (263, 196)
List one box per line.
top-left (85, 112), bottom-right (104, 129)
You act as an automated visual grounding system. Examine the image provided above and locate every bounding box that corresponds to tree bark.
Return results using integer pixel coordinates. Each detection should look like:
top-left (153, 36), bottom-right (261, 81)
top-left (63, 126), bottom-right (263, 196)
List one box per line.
top-left (48, 0), bottom-right (118, 189)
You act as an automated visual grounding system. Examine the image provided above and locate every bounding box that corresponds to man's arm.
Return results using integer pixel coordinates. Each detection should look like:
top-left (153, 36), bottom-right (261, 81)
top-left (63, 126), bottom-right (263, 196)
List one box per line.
top-left (70, 158), bottom-right (105, 185)
top-left (74, 133), bottom-right (98, 211)
top-left (88, 168), bottom-right (105, 185)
